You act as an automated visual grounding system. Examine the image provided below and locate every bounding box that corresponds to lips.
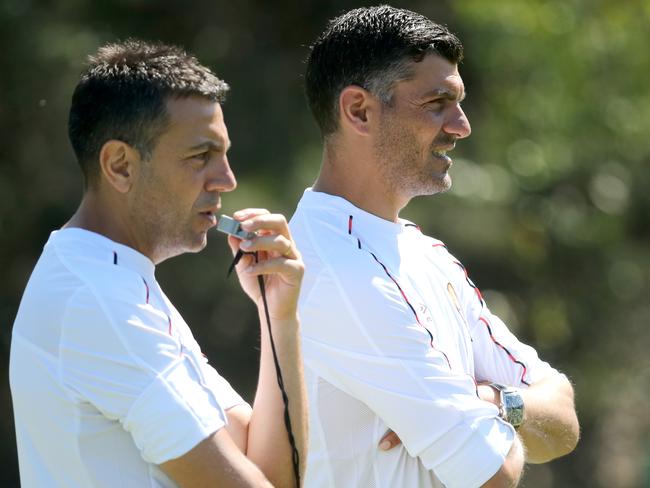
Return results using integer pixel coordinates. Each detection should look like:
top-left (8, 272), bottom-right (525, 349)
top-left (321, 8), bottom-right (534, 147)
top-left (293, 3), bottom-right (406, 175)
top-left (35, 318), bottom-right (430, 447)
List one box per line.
top-left (199, 210), bottom-right (218, 226)
top-left (431, 150), bottom-right (452, 166)
top-left (198, 201), bottom-right (221, 217)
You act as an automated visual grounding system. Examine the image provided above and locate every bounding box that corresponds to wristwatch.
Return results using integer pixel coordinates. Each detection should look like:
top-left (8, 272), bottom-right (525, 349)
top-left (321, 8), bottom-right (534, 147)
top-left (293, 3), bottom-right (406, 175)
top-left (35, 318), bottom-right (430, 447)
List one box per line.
top-left (488, 383), bottom-right (525, 429)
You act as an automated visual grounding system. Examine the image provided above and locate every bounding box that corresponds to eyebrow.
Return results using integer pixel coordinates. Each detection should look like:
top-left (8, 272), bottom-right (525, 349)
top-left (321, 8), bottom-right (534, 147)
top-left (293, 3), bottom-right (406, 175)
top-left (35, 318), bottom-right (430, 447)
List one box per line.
top-left (187, 140), bottom-right (231, 153)
top-left (421, 88), bottom-right (466, 103)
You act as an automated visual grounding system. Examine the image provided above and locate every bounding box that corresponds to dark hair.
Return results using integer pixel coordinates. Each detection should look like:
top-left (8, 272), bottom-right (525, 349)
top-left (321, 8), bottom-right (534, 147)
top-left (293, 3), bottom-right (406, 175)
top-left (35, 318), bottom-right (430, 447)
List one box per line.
top-left (305, 5), bottom-right (463, 136)
top-left (68, 39), bottom-right (229, 185)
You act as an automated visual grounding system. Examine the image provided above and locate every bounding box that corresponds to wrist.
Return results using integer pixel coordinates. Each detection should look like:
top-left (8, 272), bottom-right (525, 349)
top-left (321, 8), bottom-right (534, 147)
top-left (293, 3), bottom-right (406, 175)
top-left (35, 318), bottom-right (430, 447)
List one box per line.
top-left (254, 293), bottom-right (299, 321)
top-left (478, 383), bottom-right (500, 406)
top-left (268, 315), bottom-right (300, 328)
top-left (488, 383), bottom-right (525, 429)
top-left (258, 311), bottom-right (300, 333)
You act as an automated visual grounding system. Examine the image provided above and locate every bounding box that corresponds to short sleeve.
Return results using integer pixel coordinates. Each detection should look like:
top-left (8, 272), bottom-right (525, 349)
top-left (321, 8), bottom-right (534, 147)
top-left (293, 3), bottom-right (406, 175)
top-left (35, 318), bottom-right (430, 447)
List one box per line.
top-left (446, 252), bottom-right (558, 387)
top-left (123, 355), bottom-right (228, 463)
top-left (59, 286), bottom-right (233, 464)
top-left (300, 265), bottom-right (515, 487)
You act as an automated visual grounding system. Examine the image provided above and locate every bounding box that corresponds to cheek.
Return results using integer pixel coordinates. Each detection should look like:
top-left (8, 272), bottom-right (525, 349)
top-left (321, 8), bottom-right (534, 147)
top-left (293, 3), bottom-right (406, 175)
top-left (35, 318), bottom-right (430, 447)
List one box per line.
top-left (159, 169), bottom-right (200, 198)
top-left (423, 111), bottom-right (445, 132)
top-left (139, 176), bottom-right (192, 215)
top-left (415, 119), bottom-right (440, 148)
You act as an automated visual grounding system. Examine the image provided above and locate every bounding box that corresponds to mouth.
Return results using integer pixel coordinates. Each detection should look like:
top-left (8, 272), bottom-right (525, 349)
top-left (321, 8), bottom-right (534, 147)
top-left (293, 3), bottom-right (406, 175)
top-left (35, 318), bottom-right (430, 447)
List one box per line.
top-left (199, 209), bottom-right (219, 226)
top-left (431, 148), bottom-right (453, 167)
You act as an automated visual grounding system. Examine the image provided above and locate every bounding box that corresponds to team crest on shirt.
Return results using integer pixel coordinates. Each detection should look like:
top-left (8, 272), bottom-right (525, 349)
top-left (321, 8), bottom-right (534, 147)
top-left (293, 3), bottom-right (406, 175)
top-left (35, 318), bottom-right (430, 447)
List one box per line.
top-left (417, 302), bottom-right (434, 323)
top-left (447, 283), bottom-right (462, 315)
top-left (447, 282), bottom-right (471, 337)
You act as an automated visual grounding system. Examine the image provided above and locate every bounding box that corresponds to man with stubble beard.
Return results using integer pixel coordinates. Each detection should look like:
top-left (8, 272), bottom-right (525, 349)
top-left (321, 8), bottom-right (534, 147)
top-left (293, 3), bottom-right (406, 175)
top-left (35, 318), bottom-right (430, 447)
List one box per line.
top-left (10, 40), bottom-right (307, 488)
top-left (290, 6), bottom-right (579, 487)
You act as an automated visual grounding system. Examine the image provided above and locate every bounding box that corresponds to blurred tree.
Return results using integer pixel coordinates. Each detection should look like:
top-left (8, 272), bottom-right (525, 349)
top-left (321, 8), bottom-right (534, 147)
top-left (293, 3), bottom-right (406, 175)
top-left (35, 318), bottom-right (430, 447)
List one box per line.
top-left (1, 0), bottom-right (647, 486)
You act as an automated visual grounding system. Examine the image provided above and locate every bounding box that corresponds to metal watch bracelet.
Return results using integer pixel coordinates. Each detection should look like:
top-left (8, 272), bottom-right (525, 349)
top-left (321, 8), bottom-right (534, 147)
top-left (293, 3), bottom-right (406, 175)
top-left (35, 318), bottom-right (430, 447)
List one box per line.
top-left (488, 382), bottom-right (525, 429)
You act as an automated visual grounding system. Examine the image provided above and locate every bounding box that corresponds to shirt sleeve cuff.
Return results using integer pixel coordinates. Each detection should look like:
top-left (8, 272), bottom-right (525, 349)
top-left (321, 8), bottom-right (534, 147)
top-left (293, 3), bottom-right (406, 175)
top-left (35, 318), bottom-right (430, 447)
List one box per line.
top-left (422, 416), bottom-right (515, 488)
top-left (124, 355), bottom-right (229, 464)
top-left (203, 363), bottom-right (248, 410)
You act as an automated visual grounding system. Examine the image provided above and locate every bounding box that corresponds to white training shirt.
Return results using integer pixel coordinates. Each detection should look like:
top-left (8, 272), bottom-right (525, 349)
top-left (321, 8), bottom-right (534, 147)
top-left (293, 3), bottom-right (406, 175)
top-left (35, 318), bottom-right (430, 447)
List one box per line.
top-left (290, 189), bottom-right (558, 488)
top-left (10, 228), bottom-right (246, 487)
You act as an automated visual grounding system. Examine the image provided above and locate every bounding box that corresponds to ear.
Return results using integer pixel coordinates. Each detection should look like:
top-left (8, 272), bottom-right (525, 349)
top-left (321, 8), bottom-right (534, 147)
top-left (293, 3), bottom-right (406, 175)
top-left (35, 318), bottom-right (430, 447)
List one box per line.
top-left (338, 85), bottom-right (378, 136)
top-left (98, 140), bottom-right (140, 194)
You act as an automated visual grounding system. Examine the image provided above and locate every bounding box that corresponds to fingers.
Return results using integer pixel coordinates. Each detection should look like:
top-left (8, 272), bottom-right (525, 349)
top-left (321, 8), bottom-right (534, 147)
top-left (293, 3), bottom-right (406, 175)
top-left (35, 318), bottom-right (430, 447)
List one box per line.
top-left (241, 255), bottom-right (304, 279)
top-left (378, 430), bottom-right (402, 451)
top-left (229, 208), bottom-right (299, 260)
top-left (232, 208), bottom-right (270, 221)
top-left (234, 209), bottom-right (293, 241)
top-left (239, 234), bottom-right (295, 259)
top-left (227, 234), bottom-right (242, 257)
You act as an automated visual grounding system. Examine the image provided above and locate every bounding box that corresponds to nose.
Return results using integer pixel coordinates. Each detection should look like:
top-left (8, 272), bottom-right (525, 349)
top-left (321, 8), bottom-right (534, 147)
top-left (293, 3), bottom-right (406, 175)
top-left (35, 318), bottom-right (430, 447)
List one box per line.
top-left (205, 154), bottom-right (237, 193)
top-left (444, 104), bottom-right (471, 139)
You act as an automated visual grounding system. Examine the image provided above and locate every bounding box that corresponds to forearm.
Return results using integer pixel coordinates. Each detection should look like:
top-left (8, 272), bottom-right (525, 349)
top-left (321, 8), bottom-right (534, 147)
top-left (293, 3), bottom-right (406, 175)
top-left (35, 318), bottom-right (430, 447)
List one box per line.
top-left (481, 435), bottom-right (525, 488)
top-left (517, 374), bottom-right (579, 463)
top-left (247, 313), bottom-right (308, 487)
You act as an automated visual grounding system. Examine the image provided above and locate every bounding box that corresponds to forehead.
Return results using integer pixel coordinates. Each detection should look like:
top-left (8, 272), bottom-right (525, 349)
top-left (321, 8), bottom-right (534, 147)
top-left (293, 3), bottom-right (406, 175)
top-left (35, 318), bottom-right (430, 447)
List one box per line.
top-left (393, 53), bottom-right (465, 100)
top-left (159, 96), bottom-right (229, 149)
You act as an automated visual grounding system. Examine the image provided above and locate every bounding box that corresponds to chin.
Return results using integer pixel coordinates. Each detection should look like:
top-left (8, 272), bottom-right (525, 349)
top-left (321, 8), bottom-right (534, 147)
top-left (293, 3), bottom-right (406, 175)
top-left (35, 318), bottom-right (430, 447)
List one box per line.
top-left (440, 176), bottom-right (452, 193)
top-left (417, 175), bottom-right (451, 196)
top-left (179, 232), bottom-right (209, 255)
top-left (192, 235), bottom-right (209, 252)
top-left (434, 173), bottom-right (452, 193)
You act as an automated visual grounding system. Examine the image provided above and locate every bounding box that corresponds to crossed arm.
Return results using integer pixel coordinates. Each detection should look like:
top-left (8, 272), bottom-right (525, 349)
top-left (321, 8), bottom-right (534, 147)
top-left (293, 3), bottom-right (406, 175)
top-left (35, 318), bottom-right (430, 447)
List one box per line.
top-left (478, 373), bottom-right (579, 463)
top-left (479, 373), bottom-right (578, 487)
top-left (161, 210), bottom-right (308, 487)
top-left (381, 373), bottom-right (579, 486)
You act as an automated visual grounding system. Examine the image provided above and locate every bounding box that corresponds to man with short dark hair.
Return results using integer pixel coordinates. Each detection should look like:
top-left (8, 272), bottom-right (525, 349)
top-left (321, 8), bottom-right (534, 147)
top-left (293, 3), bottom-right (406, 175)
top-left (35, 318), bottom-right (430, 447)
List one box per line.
top-left (290, 6), bottom-right (579, 487)
top-left (10, 40), bottom-right (307, 487)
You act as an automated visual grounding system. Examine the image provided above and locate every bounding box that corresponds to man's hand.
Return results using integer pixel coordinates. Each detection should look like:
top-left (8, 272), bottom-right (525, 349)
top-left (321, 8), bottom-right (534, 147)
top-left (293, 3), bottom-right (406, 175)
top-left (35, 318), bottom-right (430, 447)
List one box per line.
top-left (477, 382), bottom-right (500, 406)
top-left (226, 209), bottom-right (304, 322)
top-left (378, 430), bottom-right (402, 451)
top-left (225, 208), bottom-right (308, 486)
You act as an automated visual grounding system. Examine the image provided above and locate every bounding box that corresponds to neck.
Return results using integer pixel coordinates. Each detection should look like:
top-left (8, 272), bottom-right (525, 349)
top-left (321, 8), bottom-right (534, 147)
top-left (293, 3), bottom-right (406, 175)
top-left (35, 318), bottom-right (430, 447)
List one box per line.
top-left (312, 142), bottom-right (407, 223)
top-left (65, 189), bottom-right (153, 261)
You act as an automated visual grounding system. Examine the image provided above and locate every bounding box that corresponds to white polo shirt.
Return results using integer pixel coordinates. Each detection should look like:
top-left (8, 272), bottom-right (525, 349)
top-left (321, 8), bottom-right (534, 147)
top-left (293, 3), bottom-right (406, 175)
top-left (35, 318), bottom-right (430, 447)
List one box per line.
top-left (10, 228), bottom-right (246, 487)
top-left (290, 189), bottom-right (557, 488)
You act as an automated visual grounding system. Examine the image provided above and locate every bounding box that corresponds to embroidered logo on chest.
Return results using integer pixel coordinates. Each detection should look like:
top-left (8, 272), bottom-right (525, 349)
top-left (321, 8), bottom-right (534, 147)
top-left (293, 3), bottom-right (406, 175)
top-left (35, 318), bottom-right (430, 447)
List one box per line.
top-left (416, 302), bottom-right (434, 324)
top-left (447, 282), bottom-right (462, 314)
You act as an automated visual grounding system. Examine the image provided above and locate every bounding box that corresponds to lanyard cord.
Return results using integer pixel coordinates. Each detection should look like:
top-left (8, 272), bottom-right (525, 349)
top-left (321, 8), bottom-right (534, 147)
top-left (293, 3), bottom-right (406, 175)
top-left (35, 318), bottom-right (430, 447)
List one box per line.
top-left (228, 249), bottom-right (301, 487)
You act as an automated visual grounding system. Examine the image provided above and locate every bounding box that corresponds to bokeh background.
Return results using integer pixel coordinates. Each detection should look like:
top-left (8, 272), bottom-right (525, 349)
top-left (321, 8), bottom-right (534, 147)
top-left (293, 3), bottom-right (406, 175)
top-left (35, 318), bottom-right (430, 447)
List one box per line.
top-left (1, 0), bottom-right (649, 486)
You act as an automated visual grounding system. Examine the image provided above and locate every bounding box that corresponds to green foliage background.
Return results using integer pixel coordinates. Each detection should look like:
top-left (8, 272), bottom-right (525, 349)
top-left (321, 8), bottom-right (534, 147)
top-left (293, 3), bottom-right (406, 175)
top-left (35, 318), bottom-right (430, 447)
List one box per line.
top-left (1, 0), bottom-right (648, 486)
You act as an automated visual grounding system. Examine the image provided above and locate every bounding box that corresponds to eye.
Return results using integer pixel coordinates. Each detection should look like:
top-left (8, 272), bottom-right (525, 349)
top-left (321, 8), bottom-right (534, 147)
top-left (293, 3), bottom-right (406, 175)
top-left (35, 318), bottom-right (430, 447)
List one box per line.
top-left (425, 100), bottom-right (445, 112)
top-left (188, 151), bottom-right (211, 166)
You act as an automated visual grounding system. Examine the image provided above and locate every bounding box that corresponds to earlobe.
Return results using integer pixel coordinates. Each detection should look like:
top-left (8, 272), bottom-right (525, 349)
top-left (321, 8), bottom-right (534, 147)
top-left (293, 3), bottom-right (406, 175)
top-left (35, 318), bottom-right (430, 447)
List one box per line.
top-left (339, 86), bottom-right (374, 136)
top-left (99, 140), bottom-right (138, 194)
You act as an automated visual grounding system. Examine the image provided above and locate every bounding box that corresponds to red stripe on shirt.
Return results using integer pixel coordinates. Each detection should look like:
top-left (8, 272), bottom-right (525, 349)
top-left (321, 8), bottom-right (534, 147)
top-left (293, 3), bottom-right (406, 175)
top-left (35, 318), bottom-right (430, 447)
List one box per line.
top-left (141, 277), bottom-right (150, 304)
top-left (369, 252), bottom-right (452, 369)
top-left (454, 260), bottom-right (484, 306)
top-left (478, 316), bottom-right (530, 386)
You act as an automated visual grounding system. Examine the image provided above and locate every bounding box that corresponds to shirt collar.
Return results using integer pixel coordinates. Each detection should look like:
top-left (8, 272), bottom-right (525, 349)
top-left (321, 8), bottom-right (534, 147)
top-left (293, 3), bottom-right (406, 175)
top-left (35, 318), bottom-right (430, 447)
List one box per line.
top-left (299, 188), bottom-right (414, 239)
top-left (50, 227), bottom-right (156, 279)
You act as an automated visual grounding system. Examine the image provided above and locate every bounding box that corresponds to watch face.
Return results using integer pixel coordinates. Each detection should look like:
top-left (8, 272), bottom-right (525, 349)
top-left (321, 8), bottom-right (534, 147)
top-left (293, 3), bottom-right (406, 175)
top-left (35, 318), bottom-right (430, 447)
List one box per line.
top-left (503, 389), bottom-right (525, 428)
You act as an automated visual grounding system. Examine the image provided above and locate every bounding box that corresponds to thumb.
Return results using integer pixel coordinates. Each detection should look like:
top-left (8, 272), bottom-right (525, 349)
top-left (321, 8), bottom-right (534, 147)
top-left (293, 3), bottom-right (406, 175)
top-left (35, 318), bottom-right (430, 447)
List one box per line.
top-left (379, 430), bottom-right (402, 451)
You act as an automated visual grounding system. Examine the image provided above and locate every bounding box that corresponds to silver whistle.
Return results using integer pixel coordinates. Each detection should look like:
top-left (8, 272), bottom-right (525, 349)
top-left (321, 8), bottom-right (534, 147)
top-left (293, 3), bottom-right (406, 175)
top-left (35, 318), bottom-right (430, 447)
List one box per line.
top-left (216, 215), bottom-right (256, 240)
